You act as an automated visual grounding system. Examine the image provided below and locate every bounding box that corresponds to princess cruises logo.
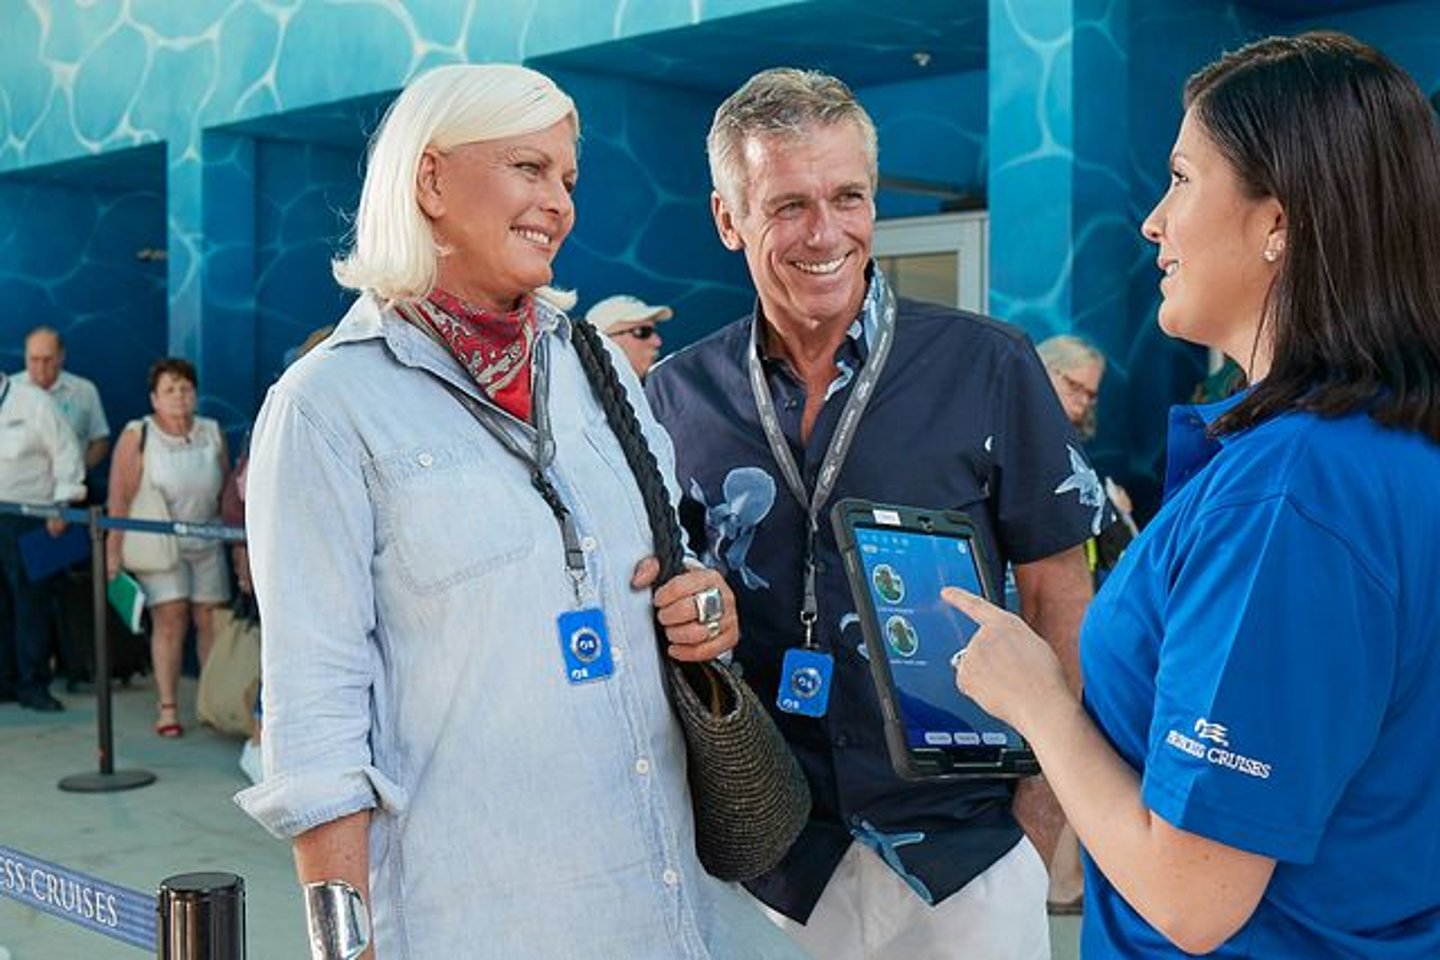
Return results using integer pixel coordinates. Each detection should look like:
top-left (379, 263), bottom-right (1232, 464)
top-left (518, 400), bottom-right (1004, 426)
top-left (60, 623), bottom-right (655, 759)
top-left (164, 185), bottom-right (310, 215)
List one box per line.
top-left (1165, 716), bottom-right (1272, 780)
top-left (1193, 718), bottom-right (1229, 747)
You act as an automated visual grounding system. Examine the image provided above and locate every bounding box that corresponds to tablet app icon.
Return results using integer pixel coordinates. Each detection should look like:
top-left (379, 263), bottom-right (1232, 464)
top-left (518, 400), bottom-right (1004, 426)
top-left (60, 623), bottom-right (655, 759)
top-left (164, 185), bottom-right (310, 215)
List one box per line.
top-left (885, 615), bottom-right (919, 658)
top-left (872, 563), bottom-right (905, 604)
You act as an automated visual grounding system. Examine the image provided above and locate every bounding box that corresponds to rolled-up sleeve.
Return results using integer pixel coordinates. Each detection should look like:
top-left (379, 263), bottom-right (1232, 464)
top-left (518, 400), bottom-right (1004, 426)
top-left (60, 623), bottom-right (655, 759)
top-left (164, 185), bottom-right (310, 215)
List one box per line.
top-left (234, 382), bottom-right (407, 838)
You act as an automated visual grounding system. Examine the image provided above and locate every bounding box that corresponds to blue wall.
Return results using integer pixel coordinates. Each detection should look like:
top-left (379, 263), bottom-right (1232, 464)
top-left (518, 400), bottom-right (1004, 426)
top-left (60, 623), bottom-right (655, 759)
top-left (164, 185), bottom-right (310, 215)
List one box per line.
top-left (0, 155), bottom-right (168, 434)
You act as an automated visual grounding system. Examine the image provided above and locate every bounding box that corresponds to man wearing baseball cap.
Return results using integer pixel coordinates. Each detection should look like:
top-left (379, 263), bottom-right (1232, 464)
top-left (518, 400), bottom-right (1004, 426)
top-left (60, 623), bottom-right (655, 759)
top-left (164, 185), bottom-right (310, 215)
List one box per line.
top-left (585, 294), bottom-right (672, 378)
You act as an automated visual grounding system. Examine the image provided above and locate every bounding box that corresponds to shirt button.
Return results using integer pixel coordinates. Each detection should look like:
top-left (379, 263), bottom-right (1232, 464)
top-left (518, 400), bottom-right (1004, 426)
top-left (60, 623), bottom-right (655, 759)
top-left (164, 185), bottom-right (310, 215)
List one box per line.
top-left (417, 452), bottom-right (434, 467)
top-left (834, 735), bottom-right (850, 748)
top-left (634, 757), bottom-right (651, 775)
top-left (784, 398), bottom-right (799, 410)
top-left (662, 868), bottom-right (680, 887)
top-left (581, 536), bottom-right (598, 551)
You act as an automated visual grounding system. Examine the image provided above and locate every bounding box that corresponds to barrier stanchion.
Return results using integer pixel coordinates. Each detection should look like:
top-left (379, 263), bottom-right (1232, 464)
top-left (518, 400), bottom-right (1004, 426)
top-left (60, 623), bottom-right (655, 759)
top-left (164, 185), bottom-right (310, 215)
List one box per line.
top-left (156, 873), bottom-right (245, 960)
top-left (59, 505), bottom-right (156, 793)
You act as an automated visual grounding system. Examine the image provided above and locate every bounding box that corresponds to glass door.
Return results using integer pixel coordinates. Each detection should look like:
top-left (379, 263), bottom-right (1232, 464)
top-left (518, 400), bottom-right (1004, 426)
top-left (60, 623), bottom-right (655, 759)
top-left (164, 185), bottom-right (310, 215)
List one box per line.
top-left (872, 211), bottom-right (988, 313)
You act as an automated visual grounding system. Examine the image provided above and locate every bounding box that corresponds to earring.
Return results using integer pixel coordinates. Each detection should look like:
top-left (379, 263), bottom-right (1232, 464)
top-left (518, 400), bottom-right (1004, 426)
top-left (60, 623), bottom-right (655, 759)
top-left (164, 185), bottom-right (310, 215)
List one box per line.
top-left (1264, 239), bottom-right (1284, 263)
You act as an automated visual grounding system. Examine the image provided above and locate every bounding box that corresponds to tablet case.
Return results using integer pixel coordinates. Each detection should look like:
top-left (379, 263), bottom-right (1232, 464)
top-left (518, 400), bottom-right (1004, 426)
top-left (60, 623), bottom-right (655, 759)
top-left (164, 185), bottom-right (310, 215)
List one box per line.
top-left (832, 497), bottom-right (1039, 780)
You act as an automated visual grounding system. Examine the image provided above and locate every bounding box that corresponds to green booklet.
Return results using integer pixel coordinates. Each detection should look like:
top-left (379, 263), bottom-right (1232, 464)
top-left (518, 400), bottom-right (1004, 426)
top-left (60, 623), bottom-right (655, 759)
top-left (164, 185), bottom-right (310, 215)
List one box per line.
top-left (106, 571), bottom-right (146, 634)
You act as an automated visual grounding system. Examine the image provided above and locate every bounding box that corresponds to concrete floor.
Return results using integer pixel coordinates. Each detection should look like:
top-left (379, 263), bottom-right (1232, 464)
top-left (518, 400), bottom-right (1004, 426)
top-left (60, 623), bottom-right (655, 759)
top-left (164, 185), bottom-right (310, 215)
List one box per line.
top-left (0, 677), bottom-right (1081, 959)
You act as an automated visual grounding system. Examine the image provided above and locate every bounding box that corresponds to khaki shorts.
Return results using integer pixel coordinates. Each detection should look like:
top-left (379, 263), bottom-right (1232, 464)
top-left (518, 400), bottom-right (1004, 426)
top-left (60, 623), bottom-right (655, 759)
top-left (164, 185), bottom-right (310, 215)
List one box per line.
top-left (137, 543), bottom-right (231, 608)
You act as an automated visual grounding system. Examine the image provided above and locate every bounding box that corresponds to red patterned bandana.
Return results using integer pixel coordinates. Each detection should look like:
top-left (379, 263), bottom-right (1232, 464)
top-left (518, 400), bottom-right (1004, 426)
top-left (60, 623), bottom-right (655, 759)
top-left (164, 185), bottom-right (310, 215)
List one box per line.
top-left (405, 289), bottom-right (537, 422)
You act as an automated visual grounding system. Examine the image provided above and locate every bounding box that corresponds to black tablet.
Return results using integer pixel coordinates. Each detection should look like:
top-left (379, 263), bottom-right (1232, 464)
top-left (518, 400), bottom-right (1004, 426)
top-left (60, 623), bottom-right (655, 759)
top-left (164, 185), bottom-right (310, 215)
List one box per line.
top-left (832, 498), bottom-right (1039, 780)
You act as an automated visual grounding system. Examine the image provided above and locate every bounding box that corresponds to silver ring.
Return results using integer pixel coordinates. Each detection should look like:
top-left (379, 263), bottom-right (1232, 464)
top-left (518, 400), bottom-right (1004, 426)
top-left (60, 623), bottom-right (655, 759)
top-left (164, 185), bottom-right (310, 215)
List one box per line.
top-left (694, 585), bottom-right (724, 625)
top-left (705, 619), bottom-right (722, 641)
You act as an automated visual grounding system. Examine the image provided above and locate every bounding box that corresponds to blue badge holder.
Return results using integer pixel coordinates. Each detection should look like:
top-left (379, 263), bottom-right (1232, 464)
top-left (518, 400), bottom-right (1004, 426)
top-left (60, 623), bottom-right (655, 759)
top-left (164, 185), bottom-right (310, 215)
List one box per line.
top-left (776, 647), bottom-right (834, 717)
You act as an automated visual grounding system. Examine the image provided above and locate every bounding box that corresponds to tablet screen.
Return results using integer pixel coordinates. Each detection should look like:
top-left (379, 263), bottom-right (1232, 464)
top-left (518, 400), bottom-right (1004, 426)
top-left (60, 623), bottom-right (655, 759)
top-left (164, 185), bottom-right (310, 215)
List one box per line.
top-left (853, 524), bottom-right (1024, 754)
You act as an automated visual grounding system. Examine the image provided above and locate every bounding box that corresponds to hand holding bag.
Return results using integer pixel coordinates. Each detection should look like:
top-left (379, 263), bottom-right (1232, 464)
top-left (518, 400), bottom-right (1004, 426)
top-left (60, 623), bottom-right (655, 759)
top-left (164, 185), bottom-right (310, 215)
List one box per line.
top-left (570, 320), bottom-right (811, 882)
top-left (121, 421), bottom-right (180, 575)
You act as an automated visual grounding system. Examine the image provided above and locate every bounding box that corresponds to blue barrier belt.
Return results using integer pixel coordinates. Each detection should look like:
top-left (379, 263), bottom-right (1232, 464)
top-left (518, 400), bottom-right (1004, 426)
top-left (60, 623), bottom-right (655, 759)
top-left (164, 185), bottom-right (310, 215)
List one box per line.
top-left (0, 844), bottom-right (157, 951)
top-left (0, 500), bottom-right (244, 541)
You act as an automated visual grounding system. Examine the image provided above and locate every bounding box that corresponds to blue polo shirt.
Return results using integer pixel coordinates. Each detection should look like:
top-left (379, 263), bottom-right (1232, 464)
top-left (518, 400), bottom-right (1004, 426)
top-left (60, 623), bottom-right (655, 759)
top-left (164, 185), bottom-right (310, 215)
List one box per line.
top-left (1081, 393), bottom-right (1440, 957)
top-left (646, 292), bottom-right (1098, 921)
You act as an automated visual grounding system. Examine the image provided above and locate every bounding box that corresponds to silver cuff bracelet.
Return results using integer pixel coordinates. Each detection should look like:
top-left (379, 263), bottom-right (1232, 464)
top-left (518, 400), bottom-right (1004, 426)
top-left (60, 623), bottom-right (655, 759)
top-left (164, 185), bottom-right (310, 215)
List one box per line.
top-left (303, 879), bottom-right (372, 960)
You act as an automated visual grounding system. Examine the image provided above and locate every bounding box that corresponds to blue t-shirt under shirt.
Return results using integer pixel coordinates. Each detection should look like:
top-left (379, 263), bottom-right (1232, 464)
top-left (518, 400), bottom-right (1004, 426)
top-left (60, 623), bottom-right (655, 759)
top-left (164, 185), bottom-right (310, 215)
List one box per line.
top-left (1081, 394), bottom-right (1440, 957)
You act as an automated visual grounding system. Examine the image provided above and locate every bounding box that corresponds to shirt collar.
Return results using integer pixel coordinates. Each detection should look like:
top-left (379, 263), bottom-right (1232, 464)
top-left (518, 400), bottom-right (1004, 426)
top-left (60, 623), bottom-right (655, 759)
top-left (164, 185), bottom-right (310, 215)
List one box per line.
top-left (1162, 387), bottom-right (1251, 500)
top-left (754, 260), bottom-right (880, 369)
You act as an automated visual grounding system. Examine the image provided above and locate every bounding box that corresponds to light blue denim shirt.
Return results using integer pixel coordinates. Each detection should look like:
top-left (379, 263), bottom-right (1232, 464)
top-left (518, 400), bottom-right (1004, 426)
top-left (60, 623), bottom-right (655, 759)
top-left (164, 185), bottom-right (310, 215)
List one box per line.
top-left (236, 295), bottom-right (804, 960)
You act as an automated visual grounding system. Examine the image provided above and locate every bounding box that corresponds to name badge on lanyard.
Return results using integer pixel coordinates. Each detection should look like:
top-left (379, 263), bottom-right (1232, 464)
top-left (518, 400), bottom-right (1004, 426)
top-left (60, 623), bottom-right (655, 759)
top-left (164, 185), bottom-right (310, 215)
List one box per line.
top-left (558, 607), bottom-right (614, 684)
top-left (749, 267), bottom-right (898, 719)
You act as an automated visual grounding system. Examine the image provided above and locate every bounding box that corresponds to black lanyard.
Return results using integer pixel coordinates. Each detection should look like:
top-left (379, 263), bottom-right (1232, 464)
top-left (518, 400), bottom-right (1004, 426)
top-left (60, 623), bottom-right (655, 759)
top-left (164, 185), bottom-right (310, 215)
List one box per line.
top-left (745, 270), bottom-right (897, 647)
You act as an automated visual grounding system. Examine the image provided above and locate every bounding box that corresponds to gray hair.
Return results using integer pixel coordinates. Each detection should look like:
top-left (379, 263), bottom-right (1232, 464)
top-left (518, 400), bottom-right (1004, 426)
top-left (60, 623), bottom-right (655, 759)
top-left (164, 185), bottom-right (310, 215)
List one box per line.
top-left (1036, 334), bottom-right (1105, 376)
top-left (333, 63), bottom-right (578, 304)
top-left (707, 67), bottom-right (878, 215)
top-left (24, 325), bottom-right (63, 351)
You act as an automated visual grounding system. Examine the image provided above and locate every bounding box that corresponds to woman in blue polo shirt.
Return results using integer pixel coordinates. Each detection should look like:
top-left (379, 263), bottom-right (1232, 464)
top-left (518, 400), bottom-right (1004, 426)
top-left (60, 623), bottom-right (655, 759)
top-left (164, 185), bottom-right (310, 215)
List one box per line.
top-left (944, 32), bottom-right (1440, 958)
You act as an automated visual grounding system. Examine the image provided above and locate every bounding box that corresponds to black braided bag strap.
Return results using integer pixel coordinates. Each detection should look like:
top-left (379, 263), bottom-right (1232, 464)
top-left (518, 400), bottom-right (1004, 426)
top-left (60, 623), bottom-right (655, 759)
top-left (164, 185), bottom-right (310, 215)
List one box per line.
top-left (568, 317), bottom-right (812, 882)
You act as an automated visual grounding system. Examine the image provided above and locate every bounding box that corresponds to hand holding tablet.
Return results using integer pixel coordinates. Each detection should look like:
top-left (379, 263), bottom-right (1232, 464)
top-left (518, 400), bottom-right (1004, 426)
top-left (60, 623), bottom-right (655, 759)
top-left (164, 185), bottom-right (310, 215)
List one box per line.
top-left (832, 498), bottom-right (1039, 780)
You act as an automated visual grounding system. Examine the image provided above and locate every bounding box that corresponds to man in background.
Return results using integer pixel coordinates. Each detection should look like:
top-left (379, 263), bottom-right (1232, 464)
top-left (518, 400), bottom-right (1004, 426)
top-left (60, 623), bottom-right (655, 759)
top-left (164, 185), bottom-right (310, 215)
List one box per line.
top-left (0, 371), bottom-right (85, 711)
top-left (585, 294), bottom-right (671, 379)
top-left (17, 326), bottom-right (113, 691)
top-left (18, 326), bottom-right (111, 472)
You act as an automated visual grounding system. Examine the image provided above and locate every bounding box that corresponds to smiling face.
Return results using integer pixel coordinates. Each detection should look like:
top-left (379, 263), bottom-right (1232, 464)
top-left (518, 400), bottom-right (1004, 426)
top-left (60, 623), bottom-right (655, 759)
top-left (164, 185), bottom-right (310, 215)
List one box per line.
top-left (418, 118), bottom-right (577, 312)
top-left (712, 121), bottom-right (875, 340)
top-left (1141, 108), bottom-right (1285, 376)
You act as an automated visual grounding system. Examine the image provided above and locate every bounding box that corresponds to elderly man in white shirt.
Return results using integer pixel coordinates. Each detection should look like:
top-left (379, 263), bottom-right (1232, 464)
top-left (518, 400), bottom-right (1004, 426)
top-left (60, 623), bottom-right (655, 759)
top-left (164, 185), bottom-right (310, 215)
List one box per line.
top-left (18, 326), bottom-right (111, 470)
top-left (0, 372), bottom-right (85, 711)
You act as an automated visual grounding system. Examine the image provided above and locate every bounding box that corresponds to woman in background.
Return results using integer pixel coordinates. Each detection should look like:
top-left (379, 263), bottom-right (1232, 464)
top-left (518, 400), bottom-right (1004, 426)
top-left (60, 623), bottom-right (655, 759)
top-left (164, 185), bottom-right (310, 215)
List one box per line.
top-left (107, 357), bottom-right (230, 737)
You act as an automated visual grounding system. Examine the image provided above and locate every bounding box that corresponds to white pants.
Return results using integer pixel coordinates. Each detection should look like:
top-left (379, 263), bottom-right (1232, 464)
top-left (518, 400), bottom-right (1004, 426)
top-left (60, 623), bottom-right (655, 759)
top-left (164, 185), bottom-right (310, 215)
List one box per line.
top-left (758, 838), bottom-right (1051, 960)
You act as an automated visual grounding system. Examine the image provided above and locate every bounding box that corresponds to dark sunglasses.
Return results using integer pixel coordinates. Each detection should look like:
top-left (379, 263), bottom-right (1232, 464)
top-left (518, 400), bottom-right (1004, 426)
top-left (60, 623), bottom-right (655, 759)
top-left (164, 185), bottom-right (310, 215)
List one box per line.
top-left (616, 325), bottom-right (657, 341)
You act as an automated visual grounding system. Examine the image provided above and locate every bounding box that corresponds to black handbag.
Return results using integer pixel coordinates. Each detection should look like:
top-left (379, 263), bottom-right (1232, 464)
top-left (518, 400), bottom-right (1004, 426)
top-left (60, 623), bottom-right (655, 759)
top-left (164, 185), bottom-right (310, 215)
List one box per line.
top-left (571, 319), bottom-right (811, 882)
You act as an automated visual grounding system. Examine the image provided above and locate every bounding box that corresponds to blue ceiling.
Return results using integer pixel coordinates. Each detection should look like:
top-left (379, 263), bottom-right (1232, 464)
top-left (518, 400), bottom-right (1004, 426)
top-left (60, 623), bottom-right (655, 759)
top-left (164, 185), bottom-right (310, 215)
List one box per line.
top-left (1242, 0), bottom-right (1393, 17)
top-left (5, 142), bottom-right (166, 193)
top-left (218, 92), bottom-right (395, 149)
top-left (534, 0), bottom-right (989, 92)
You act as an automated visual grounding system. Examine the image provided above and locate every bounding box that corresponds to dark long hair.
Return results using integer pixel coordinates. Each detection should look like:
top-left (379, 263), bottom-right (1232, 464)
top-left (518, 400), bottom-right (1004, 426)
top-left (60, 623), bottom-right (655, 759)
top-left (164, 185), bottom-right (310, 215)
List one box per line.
top-left (1186, 31), bottom-right (1440, 442)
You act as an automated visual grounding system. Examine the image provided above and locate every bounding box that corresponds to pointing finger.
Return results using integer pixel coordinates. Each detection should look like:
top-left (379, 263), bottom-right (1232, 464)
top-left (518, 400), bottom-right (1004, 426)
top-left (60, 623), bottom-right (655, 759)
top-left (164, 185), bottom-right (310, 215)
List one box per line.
top-left (940, 586), bottom-right (1007, 625)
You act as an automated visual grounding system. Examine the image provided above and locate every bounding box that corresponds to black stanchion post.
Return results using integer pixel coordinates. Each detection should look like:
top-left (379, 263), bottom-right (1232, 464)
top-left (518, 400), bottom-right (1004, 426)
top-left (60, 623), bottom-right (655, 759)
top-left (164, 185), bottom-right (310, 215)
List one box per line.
top-left (157, 873), bottom-right (246, 960)
top-left (59, 505), bottom-right (156, 793)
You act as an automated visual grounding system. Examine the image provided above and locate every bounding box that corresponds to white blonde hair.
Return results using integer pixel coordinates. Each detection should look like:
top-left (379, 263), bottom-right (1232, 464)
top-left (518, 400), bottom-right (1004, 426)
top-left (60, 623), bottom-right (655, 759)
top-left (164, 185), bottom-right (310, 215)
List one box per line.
top-left (333, 63), bottom-right (579, 306)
